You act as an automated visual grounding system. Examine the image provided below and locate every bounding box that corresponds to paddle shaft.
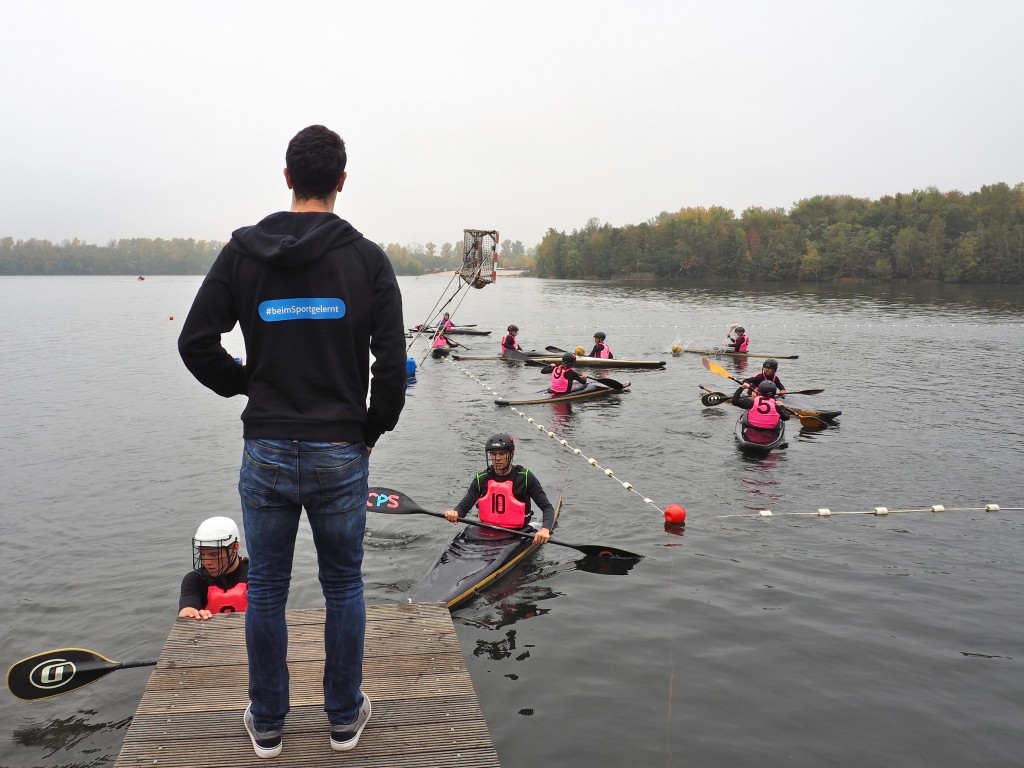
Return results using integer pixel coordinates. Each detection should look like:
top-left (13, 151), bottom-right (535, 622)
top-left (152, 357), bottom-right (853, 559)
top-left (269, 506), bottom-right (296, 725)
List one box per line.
top-left (699, 384), bottom-right (827, 427)
top-left (367, 488), bottom-right (641, 559)
top-left (415, 509), bottom-right (596, 554)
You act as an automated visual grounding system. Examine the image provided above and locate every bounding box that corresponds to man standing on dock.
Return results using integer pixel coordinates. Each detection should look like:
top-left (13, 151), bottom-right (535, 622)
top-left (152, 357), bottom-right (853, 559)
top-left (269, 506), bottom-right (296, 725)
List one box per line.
top-left (178, 124), bottom-right (406, 758)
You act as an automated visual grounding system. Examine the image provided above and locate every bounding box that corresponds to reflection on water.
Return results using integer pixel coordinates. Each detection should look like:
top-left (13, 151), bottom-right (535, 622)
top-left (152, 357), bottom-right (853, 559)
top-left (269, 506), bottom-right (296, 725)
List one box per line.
top-left (4, 276), bottom-right (1023, 768)
top-left (12, 712), bottom-right (131, 760)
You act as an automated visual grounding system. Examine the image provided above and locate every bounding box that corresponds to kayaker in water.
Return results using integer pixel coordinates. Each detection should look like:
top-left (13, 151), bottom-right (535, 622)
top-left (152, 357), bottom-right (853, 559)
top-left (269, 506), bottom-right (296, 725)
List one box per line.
top-left (431, 331), bottom-right (460, 351)
top-left (740, 358), bottom-right (787, 395)
top-left (178, 516), bottom-right (249, 621)
top-left (732, 381), bottom-right (790, 428)
top-left (589, 331), bottom-right (613, 359)
top-left (443, 433), bottom-right (554, 544)
top-left (725, 325), bottom-right (749, 353)
top-left (501, 324), bottom-right (521, 353)
top-left (549, 352), bottom-right (588, 393)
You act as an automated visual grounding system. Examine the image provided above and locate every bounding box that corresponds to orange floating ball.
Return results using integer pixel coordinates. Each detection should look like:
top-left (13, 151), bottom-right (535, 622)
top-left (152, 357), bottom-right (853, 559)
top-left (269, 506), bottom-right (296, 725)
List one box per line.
top-left (664, 504), bottom-right (687, 523)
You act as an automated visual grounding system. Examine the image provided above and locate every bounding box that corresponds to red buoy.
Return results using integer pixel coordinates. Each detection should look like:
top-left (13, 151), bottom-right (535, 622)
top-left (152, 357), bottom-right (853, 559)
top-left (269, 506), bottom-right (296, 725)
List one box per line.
top-left (664, 504), bottom-right (687, 524)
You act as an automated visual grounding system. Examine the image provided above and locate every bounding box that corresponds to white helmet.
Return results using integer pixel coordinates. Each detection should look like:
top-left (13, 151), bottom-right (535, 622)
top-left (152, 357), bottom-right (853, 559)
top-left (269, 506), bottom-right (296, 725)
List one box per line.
top-left (193, 517), bottom-right (239, 549)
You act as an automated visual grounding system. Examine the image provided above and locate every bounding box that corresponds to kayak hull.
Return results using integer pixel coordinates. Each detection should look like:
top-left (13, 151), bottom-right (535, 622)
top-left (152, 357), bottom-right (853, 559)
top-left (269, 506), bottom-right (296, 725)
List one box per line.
top-left (409, 497), bottom-right (561, 609)
top-left (410, 326), bottom-right (491, 336)
top-left (681, 348), bottom-right (799, 359)
top-left (522, 355), bottom-right (665, 369)
top-left (496, 381), bottom-right (630, 406)
top-left (735, 414), bottom-right (787, 453)
top-left (454, 350), bottom-right (553, 361)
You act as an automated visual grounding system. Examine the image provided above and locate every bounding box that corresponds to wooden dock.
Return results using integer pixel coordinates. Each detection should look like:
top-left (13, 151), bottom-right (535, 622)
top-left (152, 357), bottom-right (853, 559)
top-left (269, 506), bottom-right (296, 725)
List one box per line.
top-left (113, 603), bottom-right (500, 767)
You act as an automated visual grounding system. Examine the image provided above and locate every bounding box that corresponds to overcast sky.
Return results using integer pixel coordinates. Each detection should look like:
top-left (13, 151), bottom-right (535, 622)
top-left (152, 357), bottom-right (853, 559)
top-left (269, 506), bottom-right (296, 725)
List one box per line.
top-left (3, 0), bottom-right (1021, 250)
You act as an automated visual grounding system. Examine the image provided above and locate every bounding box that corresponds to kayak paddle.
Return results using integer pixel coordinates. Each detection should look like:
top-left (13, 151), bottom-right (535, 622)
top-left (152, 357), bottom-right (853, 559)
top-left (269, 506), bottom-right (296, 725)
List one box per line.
top-left (7, 648), bottom-right (156, 701)
top-left (367, 488), bottom-right (642, 560)
top-left (701, 357), bottom-right (823, 395)
top-left (697, 382), bottom-right (829, 428)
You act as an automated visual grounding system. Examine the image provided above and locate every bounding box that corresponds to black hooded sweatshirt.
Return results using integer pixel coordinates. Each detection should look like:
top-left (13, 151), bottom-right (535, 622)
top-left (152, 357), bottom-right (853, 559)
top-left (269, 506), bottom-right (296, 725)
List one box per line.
top-left (178, 211), bottom-right (406, 446)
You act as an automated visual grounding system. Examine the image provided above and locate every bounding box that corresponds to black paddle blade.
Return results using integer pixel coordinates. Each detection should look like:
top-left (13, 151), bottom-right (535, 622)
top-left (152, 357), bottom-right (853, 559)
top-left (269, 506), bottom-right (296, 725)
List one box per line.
top-left (6, 649), bottom-right (155, 700)
top-left (701, 390), bottom-right (729, 406)
top-left (545, 345), bottom-right (570, 354)
top-left (367, 488), bottom-right (425, 515)
top-left (575, 554), bottom-right (641, 575)
top-left (592, 377), bottom-right (624, 390)
top-left (571, 544), bottom-right (641, 560)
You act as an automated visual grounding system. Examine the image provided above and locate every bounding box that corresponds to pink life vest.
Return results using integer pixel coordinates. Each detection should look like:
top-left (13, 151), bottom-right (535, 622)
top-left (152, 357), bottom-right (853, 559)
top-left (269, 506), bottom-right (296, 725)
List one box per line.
top-left (593, 342), bottom-right (612, 359)
top-left (747, 394), bottom-right (780, 428)
top-left (205, 582), bottom-right (248, 613)
top-left (550, 365), bottom-right (572, 393)
top-left (440, 319), bottom-right (453, 332)
top-left (477, 477), bottom-right (527, 528)
top-left (736, 334), bottom-right (749, 352)
top-left (500, 334), bottom-right (520, 352)
top-left (432, 335), bottom-right (448, 349)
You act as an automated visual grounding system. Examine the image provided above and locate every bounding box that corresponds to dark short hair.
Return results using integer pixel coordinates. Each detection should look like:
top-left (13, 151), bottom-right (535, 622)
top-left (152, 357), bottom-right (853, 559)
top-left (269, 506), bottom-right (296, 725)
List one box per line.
top-left (286, 125), bottom-right (347, 201)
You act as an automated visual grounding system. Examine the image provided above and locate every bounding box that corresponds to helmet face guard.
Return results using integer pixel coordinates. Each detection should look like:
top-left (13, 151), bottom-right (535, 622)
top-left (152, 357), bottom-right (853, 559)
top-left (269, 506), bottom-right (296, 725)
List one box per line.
top-left (484, 433), bottom-right (515, 471)
top-left (192, 517), bottom-right (240, 576)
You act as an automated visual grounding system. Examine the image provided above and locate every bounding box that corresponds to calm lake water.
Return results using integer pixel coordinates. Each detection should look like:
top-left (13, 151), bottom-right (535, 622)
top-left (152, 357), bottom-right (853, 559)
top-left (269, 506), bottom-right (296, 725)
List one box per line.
top-left (2, 275), bottom-right (1023, 768)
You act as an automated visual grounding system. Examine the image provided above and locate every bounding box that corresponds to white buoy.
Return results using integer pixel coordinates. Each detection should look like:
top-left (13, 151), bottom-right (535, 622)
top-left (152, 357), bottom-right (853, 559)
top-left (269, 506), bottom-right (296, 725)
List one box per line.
top-left (874, 506), bottom-right (889, 516)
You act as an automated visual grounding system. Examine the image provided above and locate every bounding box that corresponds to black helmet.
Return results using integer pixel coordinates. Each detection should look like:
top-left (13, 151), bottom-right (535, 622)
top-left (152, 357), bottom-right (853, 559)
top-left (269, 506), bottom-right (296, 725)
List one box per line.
top-left (562, 352), bottom-right (577, 366)
top-left (507, 324), bottom-right (519, 332)
top-left (485, 433), bottom-right (515, 453)
top-left (594, 331), bottom-right (606, 340)
top-left (757, 380), bottom-right (777, 397)
top-left (734, 326), bottom-right (745, 334)
top-left (763, 358), bottom-right (778, 370)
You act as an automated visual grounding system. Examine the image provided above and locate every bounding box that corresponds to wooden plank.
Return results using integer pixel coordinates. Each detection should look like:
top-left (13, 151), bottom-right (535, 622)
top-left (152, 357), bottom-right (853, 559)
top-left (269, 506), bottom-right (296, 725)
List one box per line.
top-left (113, 603), bottom-right (500, 767)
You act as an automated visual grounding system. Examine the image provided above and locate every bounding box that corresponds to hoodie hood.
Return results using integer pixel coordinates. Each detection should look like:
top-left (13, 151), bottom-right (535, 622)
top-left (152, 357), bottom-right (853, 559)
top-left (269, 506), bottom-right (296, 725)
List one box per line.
top-left (230, 211), bottom-right (363, 268)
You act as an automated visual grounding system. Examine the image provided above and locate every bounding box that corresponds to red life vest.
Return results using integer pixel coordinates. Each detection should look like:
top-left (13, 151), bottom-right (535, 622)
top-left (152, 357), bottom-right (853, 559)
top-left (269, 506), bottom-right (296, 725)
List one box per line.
top-left (205, 582), bottom-right (248, 613)
top-left (594, 342), bottom-right (612, 359)
top-left (747, 394), bottom-right (780, 428)
top-left (500, 334), bottom-right (519, 352)
top-left (477, 477), bottom-right (527, 528)
top-left (549, 365), bottom-right (572, 393)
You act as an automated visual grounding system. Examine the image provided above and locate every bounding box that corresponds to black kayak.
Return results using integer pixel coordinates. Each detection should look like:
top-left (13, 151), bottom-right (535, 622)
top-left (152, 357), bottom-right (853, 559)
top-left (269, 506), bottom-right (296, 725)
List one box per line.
top-left (495, 381), bottom-right (630, 406)
top-left (410, 326), bottom-right (491, 336)
top-left (735, 413), bottom-right (787, 453)
top-left (409, 497), bottom-right (562, 609)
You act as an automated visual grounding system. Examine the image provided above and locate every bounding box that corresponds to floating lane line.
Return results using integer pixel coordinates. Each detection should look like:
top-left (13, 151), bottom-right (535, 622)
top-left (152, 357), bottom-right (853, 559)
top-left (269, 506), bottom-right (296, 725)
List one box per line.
top-left (717, 504), bottom-right (1021, 519)
top-left (444, 357), bottom-right (670, 516)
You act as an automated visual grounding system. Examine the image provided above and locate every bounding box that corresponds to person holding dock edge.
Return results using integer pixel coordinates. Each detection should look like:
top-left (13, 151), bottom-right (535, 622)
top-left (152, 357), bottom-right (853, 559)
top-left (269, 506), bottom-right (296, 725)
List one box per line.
top-left (444, 433), bottom-right (554, 544)
top-left (178, 516), bottom-right (249, 620)
top-left (178, 124), bottom-right (406, 759)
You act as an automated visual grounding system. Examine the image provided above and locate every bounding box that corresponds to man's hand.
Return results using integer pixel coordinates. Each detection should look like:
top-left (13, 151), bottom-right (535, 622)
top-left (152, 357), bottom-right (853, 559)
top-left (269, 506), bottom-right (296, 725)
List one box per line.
top-left (178, 607), bottom-right (213, 621)
top-left (533, 527), bottom-right (551, 544)
top-left (443, 509), bottom-right (459, 524)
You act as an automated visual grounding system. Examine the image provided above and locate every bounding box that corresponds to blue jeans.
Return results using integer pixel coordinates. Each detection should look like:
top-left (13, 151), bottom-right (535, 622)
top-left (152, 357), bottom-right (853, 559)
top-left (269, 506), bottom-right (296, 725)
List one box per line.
top-left (239, 439), bottom-right (369, 730)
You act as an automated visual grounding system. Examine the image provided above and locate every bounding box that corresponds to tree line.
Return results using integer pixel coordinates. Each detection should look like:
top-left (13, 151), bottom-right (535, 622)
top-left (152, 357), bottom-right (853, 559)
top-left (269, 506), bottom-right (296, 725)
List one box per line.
top-left (5, 183), bottom-right (1021, 282)
top-left (533, 183), bottom-right (1024, 283)
top-left (0, 236), bottom-right (532, 276)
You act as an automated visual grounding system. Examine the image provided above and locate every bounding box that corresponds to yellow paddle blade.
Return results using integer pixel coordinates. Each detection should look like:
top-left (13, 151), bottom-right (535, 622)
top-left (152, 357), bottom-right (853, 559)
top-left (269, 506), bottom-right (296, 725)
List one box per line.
top-left (701, 356), bottom-right (733, 380)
